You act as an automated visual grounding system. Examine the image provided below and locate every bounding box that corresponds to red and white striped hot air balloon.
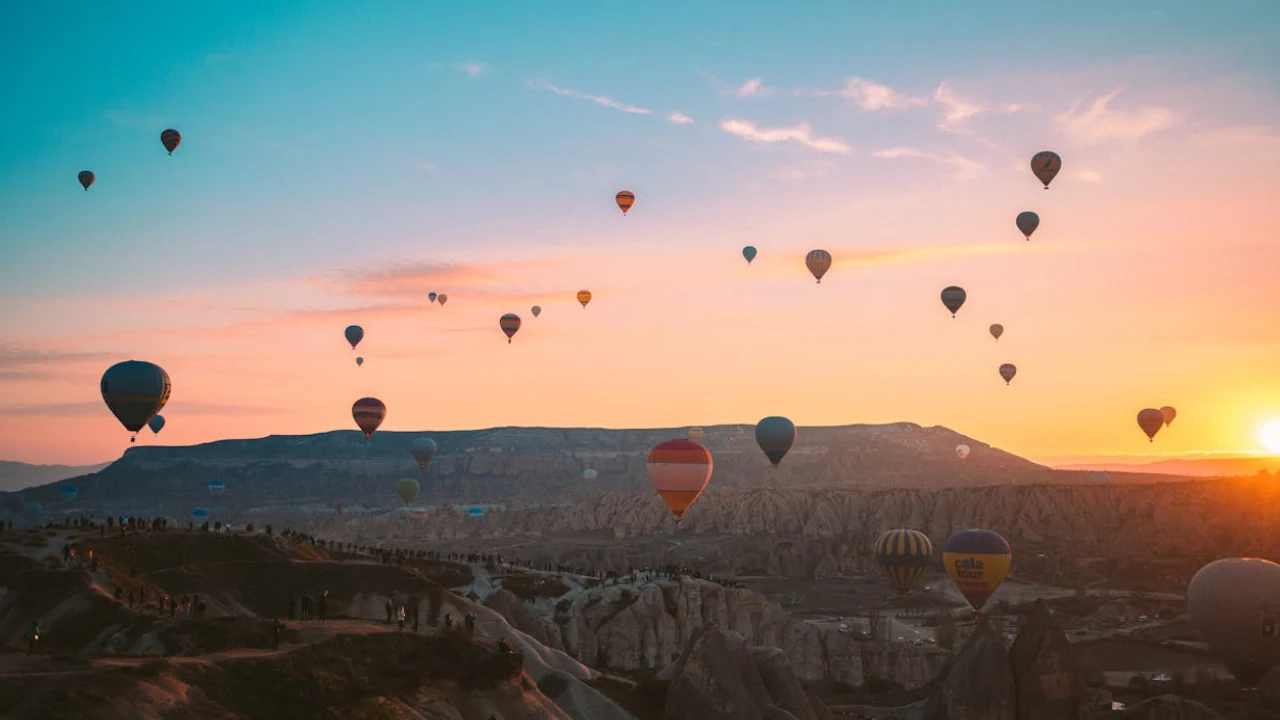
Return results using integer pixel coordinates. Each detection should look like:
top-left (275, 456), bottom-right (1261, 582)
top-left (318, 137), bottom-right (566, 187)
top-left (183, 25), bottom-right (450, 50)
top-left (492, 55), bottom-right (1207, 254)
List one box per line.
top-left (646, 438), bottom-right (713, 521)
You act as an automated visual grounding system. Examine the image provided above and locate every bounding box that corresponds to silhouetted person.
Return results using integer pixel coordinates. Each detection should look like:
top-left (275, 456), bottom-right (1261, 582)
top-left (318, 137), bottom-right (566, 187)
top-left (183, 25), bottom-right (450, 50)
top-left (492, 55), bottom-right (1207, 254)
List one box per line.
top-left (288, 592), bottom-right (297, 620)
top-left (318, 591), bottom-right (328, 622)
top-left (385, 598), bottom-right (393, 624)
top-left (397, 605), bottom-right (406, 631)
top-left (25, 620), bottom-right (40, 655)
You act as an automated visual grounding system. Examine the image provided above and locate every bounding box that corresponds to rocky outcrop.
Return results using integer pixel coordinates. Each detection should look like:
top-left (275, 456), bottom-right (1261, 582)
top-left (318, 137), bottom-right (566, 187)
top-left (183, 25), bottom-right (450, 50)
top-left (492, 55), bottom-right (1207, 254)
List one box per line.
top-left (663, 629), bottom-right (827, 720)
top-left (922, 625), bottom-right (1017, 720)
top-left (1009, 601), bottom-right (1089, 719)
top-left (1121, 694), bottom-right (1223, 719)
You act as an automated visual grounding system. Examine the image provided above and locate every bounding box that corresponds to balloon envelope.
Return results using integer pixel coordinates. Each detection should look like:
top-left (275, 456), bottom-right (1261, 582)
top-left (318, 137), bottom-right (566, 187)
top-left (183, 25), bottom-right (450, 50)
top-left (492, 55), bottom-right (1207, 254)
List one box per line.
top-left (78, 170), bottom-right (95, 190)
top-left (396, 478), bottom-right (421, 505)
top-left (583, 468), bottom-right (598, 481)
top-left (344, 325), bottom-right (363, 349)
top-left (531, 305), bottom-right (542, 318)
top-left (755, 416), bottom-right (797, 466)
top-left (101, 360), bottom-right (172, 441)
top-left (943, 529), bottom-right (1012, 611)
top-left (687, 428), bottom-right (704, 441)
top-left (805, 249), bottom-right (832, 283)
top-left (577, 290), bottom-right (592, 308)
top-left (429, 292), bottom-right (438, 303)
top-left (352, 397), bottom-right (386, 439)
top-left (742, 246), bottom-right (757, 264)
top-left (875, 529), bottom-right (934, 597)
top-left (437, 294), bottom-right (448, 306)
top-left (646, 439), bottom-right (713, 520)
top-left (499, 313), bottom-right (521, 343)
top-left (989, 324), bottom-right (1004, 341)
top-left (467, 507), bottom-right (486, 517)
top-left (60, 485), bottom-right (78, 502)
top-left (940, 286), bottom-right (967, 317)
top-left (1090, 471), bottom-right (1111, 483)
top-left (616, 190), bottom-right (635, 214)
top-left (208, 479), bottom-right (226, 496)
top-left (1161, 406), bottom-right (1177, 427)
top-left (1188, 558), bottom-right (1280, 689)
top-left (999, 363), bottom-right (1017, 385)
top-left (161, 128), bottom-right (182, 154)
top-left (955, 444), bottom-right (971, 460)
top-left (1031, 151), bottom-right (1062, 188)
top-left (355, 357), bottom-right (363, 367)
top-left (192, 507), bottom-right (209, 521)
top-left (411, 437), bottom-right (438, 469)
top-left (148, 415), bottom-right (165, 435)
top-left (1016, 211), bottom-right (1040, 240)
top-left (1138, 408), bottom-right (1164, 442)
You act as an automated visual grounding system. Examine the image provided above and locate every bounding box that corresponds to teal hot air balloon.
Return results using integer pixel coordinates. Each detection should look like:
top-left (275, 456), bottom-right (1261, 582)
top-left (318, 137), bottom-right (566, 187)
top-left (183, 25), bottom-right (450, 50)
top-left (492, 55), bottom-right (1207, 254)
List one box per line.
top-left (429, 292), bottom-right (438, 303)
top-left (208, 479), bottom-right (226, 496)
top-left (148, 414), bottom-right (166, 435)
top-left (344, 325), bottom-right (364, 349)
top-left (192, 507), bottom-right (210, 522)
top-left (60, 485), bottom-right (78, 502)
top-left (1015, 211), bottom-right (1040, 241)
top-left (755, 416), bottom-right (797, 467)
top-left (412, 437), bottom-right (438, 469)
top-left (467, 507), bottom-right (486, 517)
top-left (100, 361), bottom-right (172, 443)
top-left (940, 286), bottom-right (967, 318)
top-left (742, 246), bottom-right (758, 264)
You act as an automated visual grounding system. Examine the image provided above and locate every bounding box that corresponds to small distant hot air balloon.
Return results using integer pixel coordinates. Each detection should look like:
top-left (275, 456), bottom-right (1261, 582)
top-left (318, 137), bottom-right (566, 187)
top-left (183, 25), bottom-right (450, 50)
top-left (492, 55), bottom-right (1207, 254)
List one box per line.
top-left (1016, 211), bottom-right (1040, 241)
top-left (805, 250), bottom-right (832, 284)
top-left (344, 325), bottom-right (363, 350)
top-left (687, 428), bottom-right (704, 441)
top-left (437, 294), bottom-right (448, 306)
top-left (743, 246), bottom-right (757, 264)
top-left (1188, 558), bottom-right (1280, 690)
top-left (356, 357), bottom-right (364, 367)
top-left (411, 437), bottom-right (438, 469)
top-left (78, 171), bottom-right (95, 191)
top-left (647, 439), bottom-right (713, 521)
top-left (989, 324), bottom-right (1004, 341)
top-left (60, 485), bottom-right (78, 502)
top-left (500, 313), bottom-right (521, 344)
top-left (940, 286), bottom-right (967, 317)
top-left (956, 444), bottom-right (971, 460)
top-left (943, 529), bottom-right (1012, 611)
top-left (755, 416), bottom-right (797, 467)
top-left (1090, 471), bottom-right (1111, 483)
top-left (583, 468), bottom-right (598, 481)
top-left (208, 479), bottom-right (226, 496)
top-left (161, 128), bottom-right (182, 155)
top-left (396, 478), bottom-right (421, 506)
top-left (429, 292), bottom-right (438, 303)
top-left (1031, 151), bottom-right (1061, 189)
top-left (148, 414), bottom-right (165, 435)
top-left (531, 305), bottom-right (542, 318)
top-left (352, 397), bottom-right (386, 439)
top-left (875, 529), bottom-right (934, 598)
top-left (468, 507), bottom-right (486, 517)
top-left (1138, 408), bottom-right (1165, 442)
top-left (999, 363), bottom-right (1017, 385)
top-left (101, 360), bottom-right (172, 443)
top-left (577, 290), bottom-right (593, 308)
top-left (1161, 406), bottom-right (1177, 427)
top-left (616, 190), bottom-right (636, 215)
top-left (192, 507), bottom-right (209, 523)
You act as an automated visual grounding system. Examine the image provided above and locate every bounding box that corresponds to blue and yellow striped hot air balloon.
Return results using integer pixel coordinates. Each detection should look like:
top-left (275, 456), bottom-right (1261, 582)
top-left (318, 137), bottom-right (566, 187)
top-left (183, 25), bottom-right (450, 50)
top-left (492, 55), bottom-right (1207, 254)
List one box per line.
top-left (874, 529), bottom-right (934, 598)
top-left (942, 529), bottom-right (1012, 611)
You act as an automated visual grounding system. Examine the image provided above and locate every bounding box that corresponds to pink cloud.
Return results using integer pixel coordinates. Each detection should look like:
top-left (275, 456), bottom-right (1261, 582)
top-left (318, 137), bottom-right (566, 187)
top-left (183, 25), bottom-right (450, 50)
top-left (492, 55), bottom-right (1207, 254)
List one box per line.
top-left (1054, 89), bottom-right (1178, 145)
top-left (666, 111), bottom-right (696, 125)
top-left (719, 119), bottom-right (850, 154)
top-left (804, 77), bottom-right (928, 111)
top-left (526, 80), bottom-right (653, 116)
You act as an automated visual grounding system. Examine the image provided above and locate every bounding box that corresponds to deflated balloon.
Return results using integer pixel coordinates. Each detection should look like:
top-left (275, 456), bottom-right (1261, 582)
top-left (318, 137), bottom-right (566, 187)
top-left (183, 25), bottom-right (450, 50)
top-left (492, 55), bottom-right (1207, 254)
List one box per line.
top-left (396, 478), bottom-right (420, 505)
top-left (1138, 408), bottom-right (1164, 442)
top-left (940, 286), bottom-right (966, 317)
top-left (743, 246), bottom-right (757, 264)
top-left (531, 305), bottom-right (542, 318)
top-left (875, 529), bottom-right (934, 598)
top-left (437, 294), bottom-right (448, 306)
top-left (101, 360), bottom-right (172, 442)
top-left (999, 363), bottom-right (1017, 385)
top-left (989, 324), bottom-right (1004, 341)
top-left (956, 444), bottom-right (970, 460)
top-left (805, 250), bottom-right (832, 284)
top-left (60, 485), bottom-right (78, 502)
top-left (352, 397), bottom-right (386, 439)
top-left (148, 415), bottom-right (165, 435)
top-left (500, 313), bottom-right (521, 343)
top-left (577, 290), bottom-right (592, 308)
top-left (1016, 211), bottom-right (1040, 240)
top-left (755, 416), bottom-right (797, 467)
top-left (583, 468), bottom-right (598, 481)
top-left (1188, 557), bottom-right (1280, 690)
top-left (647, 438), bottom-right (713, 521)
top-left (208, 479), bottom-right (226, 496)
top-left (161, 128), bottom-right (182, 155)
top-left (411, 437), bottom-right (438, 469)
top-left (78, 171), bottom-right (95, 191)
top-left (1161, 406), bottom-right (1177, 427)
top-left (943, 529), bottom-right (1012, 611)
top-left (345, 326), bottom-right (363, 349)
top-left (1031, 151), bottom-right (1061, 189)
top-left (616, 190), bottom-right (635, 215)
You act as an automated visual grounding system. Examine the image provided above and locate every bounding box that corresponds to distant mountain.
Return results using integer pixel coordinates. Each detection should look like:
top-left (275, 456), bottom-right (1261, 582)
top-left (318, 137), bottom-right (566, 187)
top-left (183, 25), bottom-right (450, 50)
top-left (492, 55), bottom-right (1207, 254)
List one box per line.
top-left (4, 423), bottom-right (1185, 516)
top-left (1058, 455), bottom-right (1280, 478)
top-left (0, 460), bottom-right (111, 493)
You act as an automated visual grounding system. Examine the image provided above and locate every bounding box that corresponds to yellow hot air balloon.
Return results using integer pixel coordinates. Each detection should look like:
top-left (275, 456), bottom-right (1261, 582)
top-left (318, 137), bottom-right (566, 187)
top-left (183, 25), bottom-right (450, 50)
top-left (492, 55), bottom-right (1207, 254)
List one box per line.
top-left (687, 427), bottom-right (704, 441)
top-left (577, 290), bottom-right (592, 308)
top-left (942, 529), bottom-right (1012, 612)
top-left (805, 249), bottom-right (832, 284)
top-left (875, 529), bottom-right (934, 598)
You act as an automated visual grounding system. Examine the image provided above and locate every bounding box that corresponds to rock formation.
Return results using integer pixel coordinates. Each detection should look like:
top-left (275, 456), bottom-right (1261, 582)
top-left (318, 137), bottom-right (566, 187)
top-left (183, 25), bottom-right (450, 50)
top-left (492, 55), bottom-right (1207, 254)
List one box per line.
top-left (1009, 601), bottom-right (1089, 719)
top-left (922, 624), bottom-right (1017, 720)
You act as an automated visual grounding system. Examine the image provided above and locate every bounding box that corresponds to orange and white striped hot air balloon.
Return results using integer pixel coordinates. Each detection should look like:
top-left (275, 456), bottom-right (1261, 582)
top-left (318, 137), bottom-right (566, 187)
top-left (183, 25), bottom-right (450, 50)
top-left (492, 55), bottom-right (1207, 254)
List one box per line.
top-left (352, 397), bottom-right (386, 439)
top-left (646, 438), bottom-right (713, 521)
top-left (615, 190), bottom-right (635, 215)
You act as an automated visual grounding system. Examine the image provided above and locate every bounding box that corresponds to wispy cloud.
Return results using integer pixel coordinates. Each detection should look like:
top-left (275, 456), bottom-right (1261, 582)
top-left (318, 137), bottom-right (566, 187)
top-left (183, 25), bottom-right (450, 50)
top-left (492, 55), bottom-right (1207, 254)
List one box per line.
top-left (1054, 89), bottom-right (1177, 145)
top-left (526, 80), bottom-right (652, 116)
top-left (666, 111), bottom-right (696, 125)
top-left (933, 81), bottom-right (985, 133)
top-left (804, 77), bottom-right (928, 111)
top-left (738, 78), bottom-right (772, 98)
top-left (871, 146), bottom-right (986, 180)
top-left (0, 401), bottom-right (285, 418)
top-left (719, 119), bottom-right (850, 155)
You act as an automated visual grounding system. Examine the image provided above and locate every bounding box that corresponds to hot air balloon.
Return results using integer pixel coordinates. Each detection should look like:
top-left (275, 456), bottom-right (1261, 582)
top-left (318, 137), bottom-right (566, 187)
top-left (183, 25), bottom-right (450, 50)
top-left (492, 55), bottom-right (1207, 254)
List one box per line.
top-left (411, 437), bottom-right (438, 469)
top-left (429, 292), bottom-right (438, 303)
top-left (148, 414), bottom-right (166, 435)
top-left (1188, 557), bottom-right (1280, 690)
top-left (743, 246), bottom-right (757, 264)
top-left (1138, 408), bottom-right (1165, 442)
top-left (396, 478), bottom-right (421, 506)
top-left (192, 507), bottom-right (209, 522)
top-left (805, 249), bottom-right (832, 284)
top-left (875, 529), bottom-right (934, 598)
top-left (100, 361), bottom-right (172, 442)
top-left (345, 325), bottom-right (363, 349)
top-left (437, 294), bottom-right (448, 306)
top-left (1090, 471), bottom-right (1111, 483)
top-left (999, 363), bottom-right (1017, 385)
top-left (60, 485), bottom-right (78, 502)
top-left (499, 313), bottom-right (521, 344)
top-left (1016, 211), bottom-right (1040, 241)
top-left (78, 171), bottom-right (95, 191)
top-left (208, 479), bottom-right (226, 496)
top-left (468, 507), bottom-right (486, 517)
top-left (531, 305), bottom-right (542, 318)
top-left (583, 468), bottom-right (598, 481)
top-left (352, 397), bottom-right (386, 439)
top-left (1161, 406), bottom-right (1177, 427)
top-left (940, 286), bottom-right (967, 317)
top-left (755, 416), bottom-right (797, 467)
top-left (577, 290), bottom-right (592, 308)
top-left (956, 444), bottom-right (971, 460)
top-left (687, 428), bottom-right (704, 441)
top-left (356, 357), bottom-right (364, 367)
top-left (943, 529), bottom-right (1012, 611)
top-left (616, 190), bottom-right (635, 215)
top-left (1031, 151), bottom-right (1061, 189)
top-left (161, 129), bottom-right (182, 155)
top-left (989, 324), bottom-right (1004, 341)
top-left (646, 439), bottom-right (713, 521)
